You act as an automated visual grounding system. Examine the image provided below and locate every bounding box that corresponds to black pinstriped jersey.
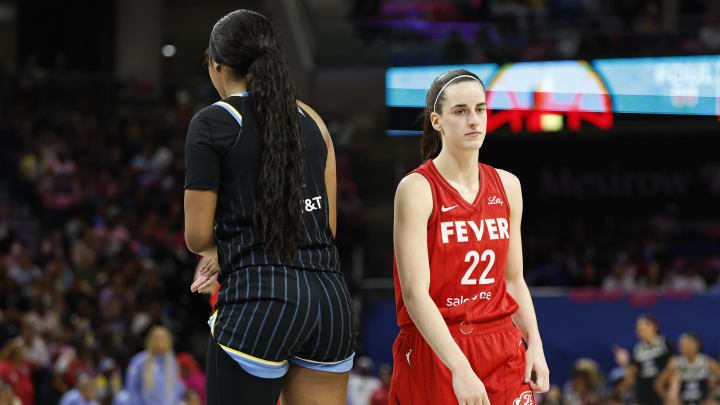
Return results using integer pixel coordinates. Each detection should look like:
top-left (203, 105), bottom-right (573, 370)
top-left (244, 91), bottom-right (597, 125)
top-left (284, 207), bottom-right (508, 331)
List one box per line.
top-left (632, 337), bottom-right (672, 405)
top-left (677, 354), bottom-right (710, 405)
top-left (184, 93), bottom-right (339, 282)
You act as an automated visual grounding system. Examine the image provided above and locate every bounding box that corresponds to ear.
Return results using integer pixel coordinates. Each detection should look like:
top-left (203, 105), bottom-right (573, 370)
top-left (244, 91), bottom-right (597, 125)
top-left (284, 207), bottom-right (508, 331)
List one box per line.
top-left (210, 59), bottom-right (223, 74)
top-left (430, 111), bottom-right (443, 133)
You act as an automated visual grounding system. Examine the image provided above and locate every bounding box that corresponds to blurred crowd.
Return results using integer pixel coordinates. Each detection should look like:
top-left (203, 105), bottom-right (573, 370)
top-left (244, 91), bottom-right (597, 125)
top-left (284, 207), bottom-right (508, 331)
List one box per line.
top-left (523, 217), bottom-right (720, 292)
top-left (537, 315), bottom-right (720, 405)
top-left (347, 357), bottom-right (392, 405)
top-left (346, 0), bottom-right (720, 65)
top-left (0, 74), bottom-right (211, 405)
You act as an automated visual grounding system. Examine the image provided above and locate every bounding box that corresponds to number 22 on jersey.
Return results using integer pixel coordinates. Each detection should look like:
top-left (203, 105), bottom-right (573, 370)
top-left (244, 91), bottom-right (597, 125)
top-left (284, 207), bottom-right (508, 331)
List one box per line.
top-left (461, 249), bottom-right (495, 285)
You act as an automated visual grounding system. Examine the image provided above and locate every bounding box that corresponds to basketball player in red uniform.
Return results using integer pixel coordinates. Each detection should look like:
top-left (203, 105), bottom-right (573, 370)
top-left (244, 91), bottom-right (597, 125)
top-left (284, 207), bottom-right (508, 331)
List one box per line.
top-left (390, 69), bottom-right (549, 405)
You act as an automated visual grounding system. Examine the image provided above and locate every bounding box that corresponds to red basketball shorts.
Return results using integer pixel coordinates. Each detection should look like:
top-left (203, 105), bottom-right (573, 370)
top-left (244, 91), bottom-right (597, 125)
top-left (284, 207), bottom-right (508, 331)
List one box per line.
top-left (389, 317), bottom-right (535, 405)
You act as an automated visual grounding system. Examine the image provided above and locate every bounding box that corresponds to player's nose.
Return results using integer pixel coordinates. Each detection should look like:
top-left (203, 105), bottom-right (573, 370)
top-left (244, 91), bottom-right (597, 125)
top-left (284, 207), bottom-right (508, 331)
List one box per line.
top-left (467, 111), bottom-right (481, 127)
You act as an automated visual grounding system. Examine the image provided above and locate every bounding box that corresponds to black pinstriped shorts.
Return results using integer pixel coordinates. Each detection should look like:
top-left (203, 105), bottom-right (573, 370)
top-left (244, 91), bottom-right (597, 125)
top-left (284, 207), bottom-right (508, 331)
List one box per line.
top-left (208, 265), bottom-right (356, 378)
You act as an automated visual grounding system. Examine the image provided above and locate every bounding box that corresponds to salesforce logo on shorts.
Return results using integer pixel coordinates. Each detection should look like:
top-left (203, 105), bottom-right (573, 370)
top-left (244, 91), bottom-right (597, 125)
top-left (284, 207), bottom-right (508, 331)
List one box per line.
top-left (446, 291), bottom-right (492, 307)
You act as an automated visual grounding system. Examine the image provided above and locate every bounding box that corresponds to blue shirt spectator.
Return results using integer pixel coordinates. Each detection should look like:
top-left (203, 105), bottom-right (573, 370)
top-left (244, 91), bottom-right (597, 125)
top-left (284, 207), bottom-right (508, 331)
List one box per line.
top-left (124, 326), bottom-right (184, 405)
top-left (59, 388), bottom-right (99, 405)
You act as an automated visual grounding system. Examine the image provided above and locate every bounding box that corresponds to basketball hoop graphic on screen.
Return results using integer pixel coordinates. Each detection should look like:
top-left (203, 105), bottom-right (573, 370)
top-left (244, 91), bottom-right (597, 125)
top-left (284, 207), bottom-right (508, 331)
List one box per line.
top-left (485, 61), bottom-right (614, 133)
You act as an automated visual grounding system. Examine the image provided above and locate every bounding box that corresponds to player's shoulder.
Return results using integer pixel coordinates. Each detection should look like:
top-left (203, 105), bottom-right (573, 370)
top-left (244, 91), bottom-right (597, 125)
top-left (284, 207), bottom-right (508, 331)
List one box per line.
top-left (395, 172), bottom-right (433, 219)
top-left (296, 99), bottom-right (318, 118)
top-left (189, 103), bottom-right (243, 140)
top-left (194, 102), bottom-right (225, 119)
top-left (297, 100), bottom-right (331, 143)
top-left (395, 172), bottom-right (432, 202)
top-left (493, 167), bottom-right (521, 195)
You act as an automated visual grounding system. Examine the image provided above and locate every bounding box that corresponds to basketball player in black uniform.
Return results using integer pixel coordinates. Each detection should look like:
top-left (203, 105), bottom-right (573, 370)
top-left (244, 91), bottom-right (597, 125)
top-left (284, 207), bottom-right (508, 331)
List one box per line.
top-left (184, 10), bottom-right (355, 405)
top-left (655, 333), bottom-right (720, 405)
top-left (619, 315), bottom-right (672, 405)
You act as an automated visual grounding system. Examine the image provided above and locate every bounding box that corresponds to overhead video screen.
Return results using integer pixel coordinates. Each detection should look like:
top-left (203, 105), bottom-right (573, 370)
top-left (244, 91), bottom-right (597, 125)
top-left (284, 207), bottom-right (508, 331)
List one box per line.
top-left (386, 55), bottom-right (720, 134)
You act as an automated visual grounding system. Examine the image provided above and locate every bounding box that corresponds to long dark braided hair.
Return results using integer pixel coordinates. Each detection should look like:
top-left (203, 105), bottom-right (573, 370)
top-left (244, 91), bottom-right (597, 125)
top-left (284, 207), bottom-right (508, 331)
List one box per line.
top-left (208, 9), bottom-right (305, 256)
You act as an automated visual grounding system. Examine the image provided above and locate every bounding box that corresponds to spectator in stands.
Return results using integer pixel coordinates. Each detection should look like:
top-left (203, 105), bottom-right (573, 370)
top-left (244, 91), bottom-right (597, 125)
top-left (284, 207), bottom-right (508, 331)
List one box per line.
top-left (441, 29), bottom-right (468, 64)
top-left (176, 353), bottom-right (204, 405)
top-left (94, 358), bottom-right (122, 405)
top-left (348, 356), bottom-right (380, 405)
top-left (58, 374), bottom-right (98, 405)
top-left (602, 257), bottom-right (636, 292)
top-left (124, 326), bottom-right (184, 405)
top-left (562, 358), bottom-right (605, 405)
top-left (0, 341), bottom-right (33, 405)
top-left (0, 377), bottom-right (22, 405)
top-left (664, 260), bottom-right (707, 292)
top-left (542, 385), bottom-right (563, 405)
top-left (369, 364), bottom-right (391, 405)
top-left (698, 5), bottom-right (720, 50)
top-left (14, 318), bottom-right (49, 369)
top-left (608, 346), bottom-right (633, 405)
top-left (181, 391), bottom-right (201, 405)
top-left (637, 261), bottom-right (664, 289)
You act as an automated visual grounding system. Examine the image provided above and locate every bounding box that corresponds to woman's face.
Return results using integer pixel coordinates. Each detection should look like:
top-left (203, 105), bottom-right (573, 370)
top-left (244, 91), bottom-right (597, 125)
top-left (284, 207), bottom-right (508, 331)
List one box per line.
top-left (431, 81), bottom-right (487, 154)
top-left (679, 335), bottom-right (699, 356)
top-left (150, 329), bottom-right (171, 354)
top-left (636, 318), bottom-right (657, 342)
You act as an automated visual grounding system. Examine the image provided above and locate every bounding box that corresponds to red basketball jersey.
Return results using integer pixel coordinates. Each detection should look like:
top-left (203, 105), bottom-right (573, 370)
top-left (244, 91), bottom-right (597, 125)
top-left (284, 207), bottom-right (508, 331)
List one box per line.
top-left (393, 160), bottom-right (519, 327)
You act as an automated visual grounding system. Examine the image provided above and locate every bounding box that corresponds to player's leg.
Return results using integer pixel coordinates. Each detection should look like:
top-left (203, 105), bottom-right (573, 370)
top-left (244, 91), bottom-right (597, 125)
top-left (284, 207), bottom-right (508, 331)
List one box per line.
top-left (280, 363), bottom-right (349, 405)
top-left (206, 335), bottom-right (285, 405)
top-left (390, 330), bottom-right (457, 404)
top-left (282, 271), bottom-right (355, 404)
top-left (477, 325), bottom-right (535, 405)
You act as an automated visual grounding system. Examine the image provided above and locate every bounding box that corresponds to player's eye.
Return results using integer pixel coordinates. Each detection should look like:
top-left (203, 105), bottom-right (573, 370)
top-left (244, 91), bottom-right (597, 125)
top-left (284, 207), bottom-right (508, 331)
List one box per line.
top-left (476, 107), bottom-right (486, 113)
top-left (454, 109), bottom-right (465, 115)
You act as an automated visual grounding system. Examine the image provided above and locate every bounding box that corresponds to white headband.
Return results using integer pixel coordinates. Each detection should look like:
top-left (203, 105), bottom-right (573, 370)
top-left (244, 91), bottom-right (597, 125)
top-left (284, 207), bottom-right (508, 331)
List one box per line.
top-left (432, 74), bottom-right (481, 113)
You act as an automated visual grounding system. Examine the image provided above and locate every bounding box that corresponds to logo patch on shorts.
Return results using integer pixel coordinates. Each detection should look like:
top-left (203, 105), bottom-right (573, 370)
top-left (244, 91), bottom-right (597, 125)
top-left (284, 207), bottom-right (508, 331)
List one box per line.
top-left (406, 349), bottom-right (412, 365)
top-left (513, 391), bottom-right (534, 405)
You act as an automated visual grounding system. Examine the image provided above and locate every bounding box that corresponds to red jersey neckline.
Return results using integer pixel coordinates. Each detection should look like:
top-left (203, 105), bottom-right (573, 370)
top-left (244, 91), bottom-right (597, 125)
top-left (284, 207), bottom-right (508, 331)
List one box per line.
top-left (427, 159), bottom-right (485, 209)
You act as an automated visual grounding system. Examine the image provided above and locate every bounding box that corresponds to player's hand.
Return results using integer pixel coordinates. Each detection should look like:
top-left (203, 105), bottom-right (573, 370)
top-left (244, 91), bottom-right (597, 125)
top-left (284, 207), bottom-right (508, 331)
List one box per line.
top-left (452, 366), bottom-right (491, 405)
top-left (191, 256), bottom-right (219, 293)
top-left (612, 345), bottom-right (630, 367)
top-left (524, 344), bottom-right (549, 393)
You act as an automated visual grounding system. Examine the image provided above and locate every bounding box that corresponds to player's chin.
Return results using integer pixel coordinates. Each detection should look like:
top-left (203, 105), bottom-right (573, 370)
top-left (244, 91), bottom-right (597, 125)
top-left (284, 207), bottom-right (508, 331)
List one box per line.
top-left (461, 138), bottom-right (484, 150)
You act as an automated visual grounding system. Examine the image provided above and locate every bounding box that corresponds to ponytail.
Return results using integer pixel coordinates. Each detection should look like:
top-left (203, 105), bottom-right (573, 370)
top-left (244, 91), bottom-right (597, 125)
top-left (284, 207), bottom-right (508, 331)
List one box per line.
top-left (247, 49), bottom-right (305, 256)
top-left (421, 109), bottom-right (442, 162)
top-left (209, 9), bottom-right (305, 257)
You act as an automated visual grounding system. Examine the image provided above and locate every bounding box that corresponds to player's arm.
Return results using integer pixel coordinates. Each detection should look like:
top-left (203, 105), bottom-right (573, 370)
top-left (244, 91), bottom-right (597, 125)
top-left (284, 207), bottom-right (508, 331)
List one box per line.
top-left (655, 357), bottom-right (677, 401)
top-left (184, 191), bottom-right (218, 257)
top-left (297, 100), bottom-right (336, 236)
top-left (498, 169), bottom-right (549, 393)
top-left (184, 112), bottom-right (219, 259)
top-left (709, 358), bottom-right (720, 383)
top-left (619, 363), bottom-right (638, 392)
top-left (394, 174), bottom-right (488, 405)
